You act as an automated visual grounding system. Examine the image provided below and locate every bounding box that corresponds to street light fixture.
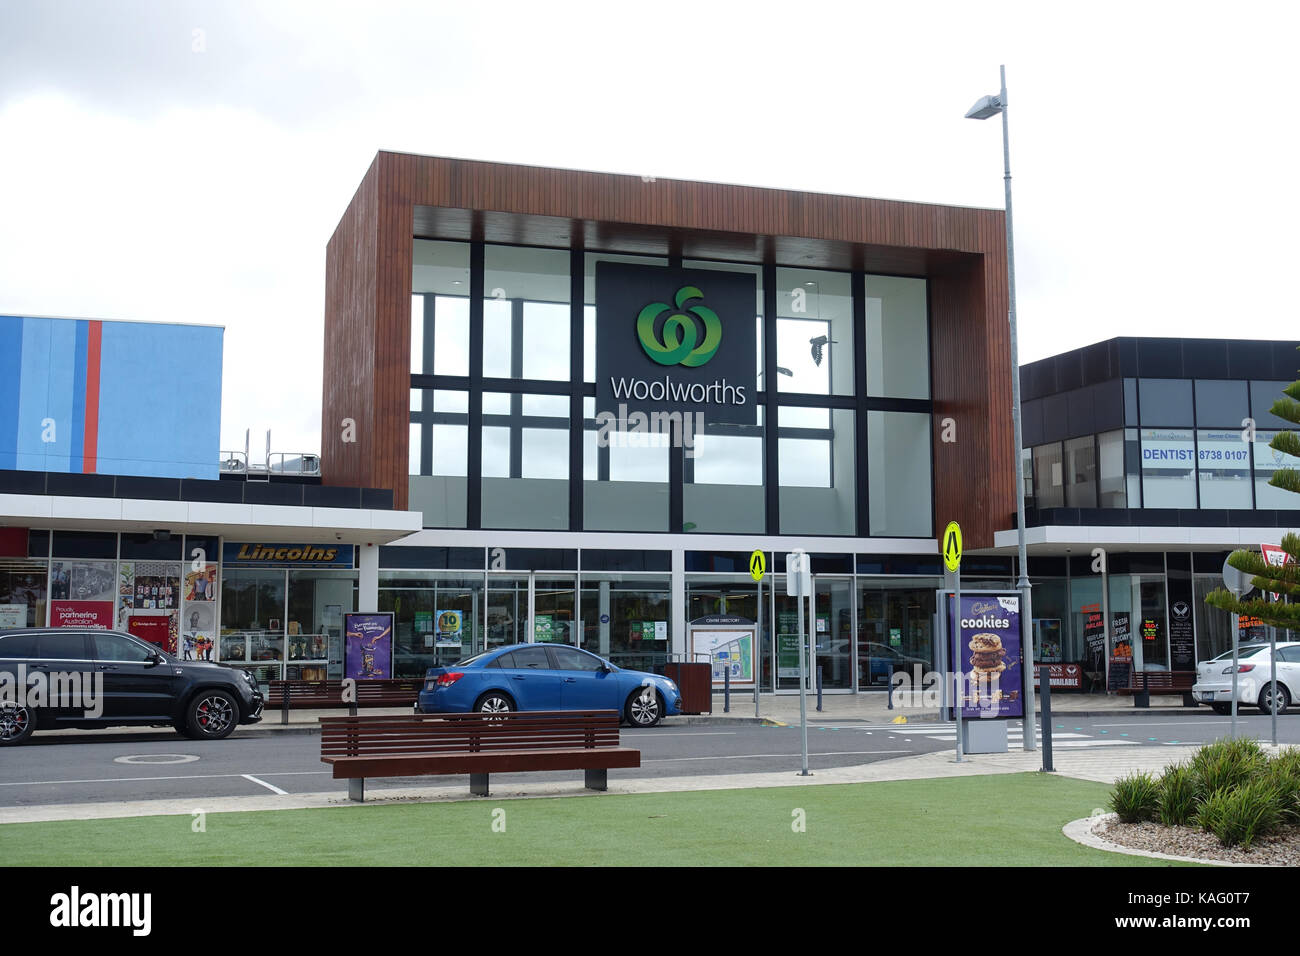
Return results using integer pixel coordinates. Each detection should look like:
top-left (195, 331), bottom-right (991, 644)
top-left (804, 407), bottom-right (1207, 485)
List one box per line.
top-left (966, 65), bottom-right (1037, 754)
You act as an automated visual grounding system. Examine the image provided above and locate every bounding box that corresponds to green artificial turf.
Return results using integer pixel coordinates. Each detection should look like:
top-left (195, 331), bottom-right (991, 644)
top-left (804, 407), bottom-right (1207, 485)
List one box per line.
top-left (0, 773), bottom-right (1192, 866)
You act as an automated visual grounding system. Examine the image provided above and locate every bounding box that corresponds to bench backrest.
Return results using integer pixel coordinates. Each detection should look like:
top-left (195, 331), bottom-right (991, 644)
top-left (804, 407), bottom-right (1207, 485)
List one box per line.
top-left (319, 710), bottom-right (622, 757)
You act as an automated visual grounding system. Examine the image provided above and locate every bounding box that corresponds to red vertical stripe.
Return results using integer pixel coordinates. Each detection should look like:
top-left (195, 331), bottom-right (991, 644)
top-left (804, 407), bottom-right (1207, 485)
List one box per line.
top-left (82, 321), bottom-right (101, 473)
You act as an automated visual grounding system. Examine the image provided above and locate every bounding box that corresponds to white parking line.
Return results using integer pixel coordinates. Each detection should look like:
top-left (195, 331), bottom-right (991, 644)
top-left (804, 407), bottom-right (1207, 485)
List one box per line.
top-left (241, 774), bottom-right (288, 795)
top-left (1090, 720), bottom-right (1230, 727)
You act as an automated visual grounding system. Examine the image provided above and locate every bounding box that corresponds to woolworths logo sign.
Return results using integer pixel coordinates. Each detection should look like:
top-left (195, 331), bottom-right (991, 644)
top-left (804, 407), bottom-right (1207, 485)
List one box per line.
top-left (596, 262), bottom-right (756, 426)
top-left (637, 286), bottom-right (721, 367)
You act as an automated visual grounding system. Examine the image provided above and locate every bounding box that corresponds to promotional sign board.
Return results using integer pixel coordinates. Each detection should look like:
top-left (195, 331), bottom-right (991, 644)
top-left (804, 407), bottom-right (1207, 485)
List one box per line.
top-left (1169, 599), bottom-right (1196, 671)
top-left (0, 604), bottom-right (25, 628)
top-left (595, 262), bottom-right (757, 426)
top-left (50, 600), bottom-right (113, 630)
top-left (344, 612), bottom-right (393, 680)
top-left (435, 609), bottom-right (463, 648)
top-left (946, 592), bottom-right (1023, 719)
top-left (1032, 663), bottom-right (1083, 690)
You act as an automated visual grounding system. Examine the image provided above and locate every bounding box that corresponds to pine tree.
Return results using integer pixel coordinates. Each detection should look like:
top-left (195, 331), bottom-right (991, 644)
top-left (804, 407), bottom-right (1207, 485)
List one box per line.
top-left (1204, 365), bottom-right (1300, 628)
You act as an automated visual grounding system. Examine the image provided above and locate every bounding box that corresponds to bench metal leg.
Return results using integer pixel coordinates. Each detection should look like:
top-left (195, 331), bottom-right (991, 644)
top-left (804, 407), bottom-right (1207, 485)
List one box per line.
top-left (470, 773), bottom-right (489, 796)
top-left (584, 768), bottom-right (608, 791)
top-left (348, 778), bottom-right (364, 803)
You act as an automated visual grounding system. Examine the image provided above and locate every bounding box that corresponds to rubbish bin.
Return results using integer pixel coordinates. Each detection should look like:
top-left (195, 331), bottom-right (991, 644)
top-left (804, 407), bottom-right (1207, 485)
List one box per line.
top-left (665, 662), bottom-right (712, 714)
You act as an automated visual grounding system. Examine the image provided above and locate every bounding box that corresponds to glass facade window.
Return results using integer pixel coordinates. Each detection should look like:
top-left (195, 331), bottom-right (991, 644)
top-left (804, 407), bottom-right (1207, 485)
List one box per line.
top-left (579, 574), bottom-right (670, 672)
top-left (483, 244), bottom-right (571, 381)
top-left (1140, 427), bottom-right (1196, 507)
top-left (1097, 429), bottom-right (1128, 508)
top-left (219, 568), bottom-right (286, 686)
top-left (1139, 378), bottom-right (1193, 426)
top-left (864, 275), bottom-right (929, 399)
top-left (1197, 427), bottom-right (1252, 508)
top-left (1195, 380), bottom-right (1249, 428)
top-left (867, 411), bottom-right (931, 536)
top-left (411, 240), bottom-right (471, 376)
top-left (1063, 435), bottom-right (1097, 507)
top-left (408, 241), bottom-right (940, 535)
top-left (481, 392), bottom-right (569, 530)
top-left (779, 407), bottom-right (855, 535)
top-left (1249, 381), bottom-right (1294, 429)
top-left (1032, 443), bottom-right (1064, 508)
top-left (775, 268), bottom-right (853, 396)
top-left (1254, 430), bottom-right (1300, 509)
top-left (0, 559), bottom-right (46, 627)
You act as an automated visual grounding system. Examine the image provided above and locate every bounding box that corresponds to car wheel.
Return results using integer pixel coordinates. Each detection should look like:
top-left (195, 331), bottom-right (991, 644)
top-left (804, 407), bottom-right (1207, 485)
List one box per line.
top-left (1210, 703), bottom-right (1231, 715)
top-left (1259, 683), bottom-right (1290, 716)
top-left (625, 687), bottom-right (663, 728)
top-left (184, 690), bottom-right (239, 740)
top-left (0, 703), bottom-right (35, 746)
top-left (474, 692), bottom-right (514, 715)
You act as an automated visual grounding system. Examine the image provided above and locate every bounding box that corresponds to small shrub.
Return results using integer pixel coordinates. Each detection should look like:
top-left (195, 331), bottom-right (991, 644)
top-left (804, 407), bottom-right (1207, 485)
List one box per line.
top-left (1157, 762), bottom-right (1203, 827)
top-left (1191, 738), bottom-right (1267, 794)
top-left (1195, 780), bottom-right (1285, 848)
top-left (1110, 771), bottom-right (1160, 823)
top-left (1264, 753), bottom-right (1300, 824)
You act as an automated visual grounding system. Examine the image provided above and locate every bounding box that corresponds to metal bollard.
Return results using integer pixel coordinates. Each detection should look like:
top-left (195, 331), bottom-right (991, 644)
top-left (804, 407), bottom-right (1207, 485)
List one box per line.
top-left (281, 679), bottom-right (290, 725)
top-left (1039, 665), bottom-right (1054, 773)
top-left (816, 666), bottom-right (823, 712)
top-left (1135, 668), bottom-right (1150, 709)
top-left (723, 666), bottom-right (730, 713)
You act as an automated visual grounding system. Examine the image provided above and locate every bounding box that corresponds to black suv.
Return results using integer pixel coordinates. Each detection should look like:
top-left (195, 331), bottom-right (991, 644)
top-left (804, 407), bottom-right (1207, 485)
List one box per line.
top-left (0, 628), bottom-right (263, 745)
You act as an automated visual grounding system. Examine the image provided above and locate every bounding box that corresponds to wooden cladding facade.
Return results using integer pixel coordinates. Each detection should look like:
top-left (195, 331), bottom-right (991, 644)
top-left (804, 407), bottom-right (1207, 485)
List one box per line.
top-left (323, 151), bottom-right (1014, 547)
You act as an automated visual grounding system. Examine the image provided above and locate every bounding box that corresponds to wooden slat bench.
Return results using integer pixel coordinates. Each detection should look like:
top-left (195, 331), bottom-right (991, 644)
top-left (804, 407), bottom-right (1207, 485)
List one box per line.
top-left (319, 710), bottom-right (640, 801)
top-left (1116, 670), bottom-right (1196, 706)
top-left (268, 678), bottom-right (423, 709)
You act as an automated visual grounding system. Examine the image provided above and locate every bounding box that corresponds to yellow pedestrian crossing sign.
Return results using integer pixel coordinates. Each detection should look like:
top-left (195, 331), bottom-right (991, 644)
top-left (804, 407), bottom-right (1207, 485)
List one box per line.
top-left (942, 521), bottom-right (963, 572)
top-left (750, 550), bottom-right (766, 582)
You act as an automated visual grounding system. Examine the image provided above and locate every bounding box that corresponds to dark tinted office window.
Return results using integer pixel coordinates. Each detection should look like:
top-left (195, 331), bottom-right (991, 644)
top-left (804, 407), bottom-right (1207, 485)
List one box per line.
top-left (119, 532), bottom-right (183, 561)
top-left (1138, 379), bottom-right (1193, 426)
top-left (1123, 379), bottom-right (1138, 424)
top-left (1249, 381), bottom-right (1294, 428)
top-left (0, 634), bottom-right (37, 658)
top-left (185, 535), bottom-right (220, 564)
top-left (27, 530), bottom-right (49, 558)
top-left (38, 633), bottom-right (90, 659)
top-left (1194, 380), bottom-right (1249, 428)
top-left (51, 531), bottom-right (117, 559)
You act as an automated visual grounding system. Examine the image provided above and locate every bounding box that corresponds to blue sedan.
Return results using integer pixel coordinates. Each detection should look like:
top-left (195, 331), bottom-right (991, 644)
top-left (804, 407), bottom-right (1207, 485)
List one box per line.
top-left (417, 643), bottom-right (682, 727)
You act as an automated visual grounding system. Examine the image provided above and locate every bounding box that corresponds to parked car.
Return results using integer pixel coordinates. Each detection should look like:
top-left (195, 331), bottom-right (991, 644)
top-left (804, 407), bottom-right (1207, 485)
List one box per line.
top-left (0, 628), bottom-right (264, 745)
top-left (1192, 641), bottom-right (1300, 714)
top-left (416, 643), bottom-right (682, 727)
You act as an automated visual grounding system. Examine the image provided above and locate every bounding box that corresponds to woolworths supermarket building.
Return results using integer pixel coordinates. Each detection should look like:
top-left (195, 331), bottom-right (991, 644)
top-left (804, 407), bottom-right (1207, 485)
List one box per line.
top-left (319, 152), bottom-right (1020, 694)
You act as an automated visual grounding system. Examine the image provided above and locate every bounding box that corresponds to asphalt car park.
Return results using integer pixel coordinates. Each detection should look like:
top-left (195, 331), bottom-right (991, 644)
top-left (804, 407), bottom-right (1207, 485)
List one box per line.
top-left (5, 709), bottom-right (1298, 810)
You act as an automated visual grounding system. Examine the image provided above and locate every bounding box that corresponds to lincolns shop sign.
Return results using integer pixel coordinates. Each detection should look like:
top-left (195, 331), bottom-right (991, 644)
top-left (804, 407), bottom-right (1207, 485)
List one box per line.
top-left (222, 543), bottom-right (355, 568)
top-left (596, 262), bottom-right (757, 426)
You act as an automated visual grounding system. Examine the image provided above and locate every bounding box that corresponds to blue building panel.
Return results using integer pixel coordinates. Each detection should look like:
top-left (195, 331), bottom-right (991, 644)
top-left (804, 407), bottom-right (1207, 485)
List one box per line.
top-left (0, 315), bottom-right (222, 480)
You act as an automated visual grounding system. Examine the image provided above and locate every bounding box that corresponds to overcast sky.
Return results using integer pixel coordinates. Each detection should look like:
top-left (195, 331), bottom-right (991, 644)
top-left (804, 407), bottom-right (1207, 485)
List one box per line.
top-left (1, 0), bottom-right (1296, 457)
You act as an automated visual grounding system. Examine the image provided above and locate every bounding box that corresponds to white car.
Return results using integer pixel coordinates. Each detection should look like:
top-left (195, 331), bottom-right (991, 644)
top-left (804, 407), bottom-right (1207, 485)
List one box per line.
top-left (1192, 640), bottom-right (1300, 715)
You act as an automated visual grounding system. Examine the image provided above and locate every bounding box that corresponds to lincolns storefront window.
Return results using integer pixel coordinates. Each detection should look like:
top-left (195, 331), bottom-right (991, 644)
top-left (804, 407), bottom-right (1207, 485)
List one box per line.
top-left (219, 543), bottom-right (357, 686)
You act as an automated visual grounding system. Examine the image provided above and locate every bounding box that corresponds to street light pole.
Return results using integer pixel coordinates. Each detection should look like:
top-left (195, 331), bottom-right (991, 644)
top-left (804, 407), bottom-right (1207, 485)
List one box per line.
top-left (967, 65), bottom-right (1036, 753)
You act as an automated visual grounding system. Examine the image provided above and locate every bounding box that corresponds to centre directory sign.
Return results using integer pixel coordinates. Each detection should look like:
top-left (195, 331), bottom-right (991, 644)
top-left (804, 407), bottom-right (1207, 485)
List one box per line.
top-left (595, 262), bottom-right (757, 426)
